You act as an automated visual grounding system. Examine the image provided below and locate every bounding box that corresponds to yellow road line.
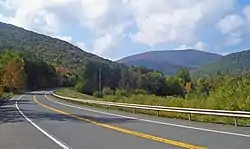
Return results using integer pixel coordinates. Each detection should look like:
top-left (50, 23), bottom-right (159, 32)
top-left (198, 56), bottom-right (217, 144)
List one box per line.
top-left (34, 96), bottom-right (207, 149)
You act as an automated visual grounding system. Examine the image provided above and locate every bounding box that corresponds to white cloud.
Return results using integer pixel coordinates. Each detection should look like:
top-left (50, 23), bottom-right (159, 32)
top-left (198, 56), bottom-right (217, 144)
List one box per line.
top-left (0, 0), bottom-right (72, 35)
top-left (227, 32), bottom-right (243, 45)
top-left (52, 35), bottom-right (72, 42)
top-left (217, 5), bottom-right (250, 45)
top-left (92, 25), bottom-right (123, 56)
top-left (78, 0), bottom-right (131, 33)
top-left (174, 44), bottom-right (193, 50)
top-left (175, 41), bottom-right (209, 51)
top-left (76, 42), bottom-right (86, 50)
top-left (217, 14), bottom-right (245, 34)
top-left (0, 0), bottom-right (131, 57)
top-left (75, 0), bottom-right (131, 55)
top-left (129, 0), bottom-right (235, 46)
top-left (194, 41), bottom-right (209, 51)
top-left (243, 5), bottom-right (250, 21)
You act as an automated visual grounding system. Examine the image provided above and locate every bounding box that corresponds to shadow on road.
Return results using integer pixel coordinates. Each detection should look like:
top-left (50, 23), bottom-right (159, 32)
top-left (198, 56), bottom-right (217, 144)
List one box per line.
top-left (0, 98), bottom-right (137, 125)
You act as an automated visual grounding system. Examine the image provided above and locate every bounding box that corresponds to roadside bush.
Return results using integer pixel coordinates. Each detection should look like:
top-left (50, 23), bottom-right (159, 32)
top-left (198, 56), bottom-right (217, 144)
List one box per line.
top-left (75, 82), bottom-right (84, 93)
top-left (115, 89), bottom-right (129, 97)
top-left (102, 87), bottom-right (114, 96)
top-left (134, 89), bottom-right (147, 95)
top-left (93, 91), bottom-right (103, 98)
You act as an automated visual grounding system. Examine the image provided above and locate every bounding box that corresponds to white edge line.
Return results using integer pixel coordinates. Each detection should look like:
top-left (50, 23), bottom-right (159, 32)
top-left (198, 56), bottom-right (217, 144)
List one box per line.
top-left (45, 93), bottom-right (250, 138)
top-left (15, 95), bottom-right (71, 149)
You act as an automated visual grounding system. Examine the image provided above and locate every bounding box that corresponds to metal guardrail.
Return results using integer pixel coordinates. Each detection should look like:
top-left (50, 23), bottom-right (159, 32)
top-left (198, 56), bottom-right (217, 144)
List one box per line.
top-left (51, 92), bottom-right (250, 127)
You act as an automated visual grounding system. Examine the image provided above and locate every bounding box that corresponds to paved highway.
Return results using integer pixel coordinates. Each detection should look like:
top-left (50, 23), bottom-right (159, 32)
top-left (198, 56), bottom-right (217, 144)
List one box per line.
top-left (1, 91), bottom-right (250, 149)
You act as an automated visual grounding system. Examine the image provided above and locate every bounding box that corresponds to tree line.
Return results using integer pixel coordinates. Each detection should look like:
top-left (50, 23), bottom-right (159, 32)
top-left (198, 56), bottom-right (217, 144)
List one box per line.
top-left (0, 50), bottom-right (229, 100)
top-left (74, 60), bottom-right (241, 100)
top-left (0, 50), bottom-right (75, 97)
top-left (74, 60), bottom-right (193, 97)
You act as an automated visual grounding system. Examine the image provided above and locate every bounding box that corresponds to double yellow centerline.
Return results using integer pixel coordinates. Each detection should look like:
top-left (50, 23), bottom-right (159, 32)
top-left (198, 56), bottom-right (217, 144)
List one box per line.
top-left (34, 96), bottom-right (207, 149)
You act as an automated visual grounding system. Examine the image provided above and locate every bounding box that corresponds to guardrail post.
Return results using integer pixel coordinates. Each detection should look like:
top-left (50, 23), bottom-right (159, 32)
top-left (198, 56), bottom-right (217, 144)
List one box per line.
top-left (188, 113), bottom-right (191, 122)
top-left (234, 117), bottom-right (238, 127)
top-left (157, 110), bottom-right (159, 117)
top-left (134, 108), bottom-right (136, 114)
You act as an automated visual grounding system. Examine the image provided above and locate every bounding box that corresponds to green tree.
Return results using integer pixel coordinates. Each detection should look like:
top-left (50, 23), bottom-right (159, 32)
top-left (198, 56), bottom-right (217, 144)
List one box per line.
top-left (137, 72), bottom-right (166, 95)
top-left (165, 76), bottom-right (184, 96)
top-left (24, 58), bottom-right (59, 89)
top-left (196, 77), bottom-right (210, 96)
top-left (75, 61), bottom-right (99, 94)
top-left (176, 68), bottom-right (191, 86)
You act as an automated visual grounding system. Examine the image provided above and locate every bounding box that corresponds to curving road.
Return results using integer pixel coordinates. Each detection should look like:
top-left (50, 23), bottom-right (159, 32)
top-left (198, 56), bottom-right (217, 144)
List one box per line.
top-left (1, 91), bottom-right (250, 149)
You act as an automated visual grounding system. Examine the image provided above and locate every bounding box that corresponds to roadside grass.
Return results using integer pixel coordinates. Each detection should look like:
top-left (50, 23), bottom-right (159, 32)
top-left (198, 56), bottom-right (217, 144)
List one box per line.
top-left (2, 92), bottom-right (18, 98)
top-left (55, 88), bottom-right (250, 126)
top-left (56, 88), bottom-right (97, 100)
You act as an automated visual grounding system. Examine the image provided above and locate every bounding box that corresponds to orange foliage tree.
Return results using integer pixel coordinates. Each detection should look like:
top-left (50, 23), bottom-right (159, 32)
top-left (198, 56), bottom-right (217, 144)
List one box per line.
top-left (2, 57), bottom-right (27, 92)
top-left (185, 82), bottom-right (192, 92)
top-left (0, 74), bottom-right (3, 97)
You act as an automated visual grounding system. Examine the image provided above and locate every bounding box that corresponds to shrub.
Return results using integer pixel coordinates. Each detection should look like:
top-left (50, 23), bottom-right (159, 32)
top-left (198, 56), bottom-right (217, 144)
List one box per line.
top-left (93, 91), bottom-right (103, 98)
top-left (134, 89), bottom-right (147, 95)
top-left (102, 87), bottom-right (114, 96)
top-left (75, 82), bottom-right (84, 92)
top-left (115, 89), bottom-right (129, 97)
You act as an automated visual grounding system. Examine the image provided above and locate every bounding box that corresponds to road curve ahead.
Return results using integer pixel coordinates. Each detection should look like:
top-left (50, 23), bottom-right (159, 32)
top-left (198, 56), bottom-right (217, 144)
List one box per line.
top-left (1, 91), bottom-right (250, 149)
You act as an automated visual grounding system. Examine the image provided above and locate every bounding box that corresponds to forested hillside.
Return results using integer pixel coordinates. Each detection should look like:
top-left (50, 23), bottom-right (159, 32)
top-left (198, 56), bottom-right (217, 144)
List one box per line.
top-left (193, 49), bottom-right (250, 77)
top-left (0, 22), bottom-right (170, 96)
top-left (0, 22), bottom-right (109, 72)
top-left (120, 59), bottom-right (195, 75)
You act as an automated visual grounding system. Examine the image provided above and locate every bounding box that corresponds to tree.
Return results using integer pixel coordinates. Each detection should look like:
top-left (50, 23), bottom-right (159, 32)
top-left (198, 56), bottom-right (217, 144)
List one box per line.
top-left (0, 73), bottom-right (3, 97)
top-left (196, 77), bottom-right (210, 96)
top-left (185, 82), bottom-right (192, 92)
top-left (75, 61), bottom-right (99, 94)
top-left (24, 58), bottom-right (59, 89)
top-left (137, 72), bottom-right (166, 95)
top-left (2, 54), bottom-right (27, 92)
top-left (176, 68), bottom-right (191, 86)
top-left (0, 86), bottom-right (3, 97)
top-left (165, 76), bottom-right (184, 96)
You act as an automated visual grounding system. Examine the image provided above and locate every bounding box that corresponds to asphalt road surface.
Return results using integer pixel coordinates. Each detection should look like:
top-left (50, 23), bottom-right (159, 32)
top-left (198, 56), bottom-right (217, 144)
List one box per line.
top-left (1, 91), bottom-right (250, 149)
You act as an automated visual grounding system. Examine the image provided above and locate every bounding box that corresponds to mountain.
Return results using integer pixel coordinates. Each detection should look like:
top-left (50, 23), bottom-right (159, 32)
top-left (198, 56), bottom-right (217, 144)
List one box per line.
top-left (0, 22), bottom-right (112, 72)
top-left (193, 49), bottom-right (250, 77)
top-left (122, 59), bottom-right (195, 75)
top-left (117, 49), bottom-right (222, 75)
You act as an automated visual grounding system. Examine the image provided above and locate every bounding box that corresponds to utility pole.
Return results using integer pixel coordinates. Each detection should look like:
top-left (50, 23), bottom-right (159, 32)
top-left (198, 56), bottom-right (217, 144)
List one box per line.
top-left (99, 67), bottom-right (102, 92)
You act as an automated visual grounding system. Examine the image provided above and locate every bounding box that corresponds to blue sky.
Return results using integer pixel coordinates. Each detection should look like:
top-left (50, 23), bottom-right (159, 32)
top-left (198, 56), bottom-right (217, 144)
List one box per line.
top-left (1, 0), bottom-right (250, 60)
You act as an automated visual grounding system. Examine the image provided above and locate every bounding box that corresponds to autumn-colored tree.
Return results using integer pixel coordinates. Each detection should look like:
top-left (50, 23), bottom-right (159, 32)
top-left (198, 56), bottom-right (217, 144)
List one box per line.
top-left (0, 74), bottom-right (3, 97)
top-left (2, 57), bottom-right (27, 92)
top-left (185, 82), bottom-right (192, 92)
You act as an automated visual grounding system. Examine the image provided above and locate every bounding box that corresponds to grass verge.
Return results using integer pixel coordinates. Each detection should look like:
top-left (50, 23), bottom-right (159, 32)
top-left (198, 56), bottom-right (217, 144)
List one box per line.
top-left (55, 88), bottom-right (250, 126)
